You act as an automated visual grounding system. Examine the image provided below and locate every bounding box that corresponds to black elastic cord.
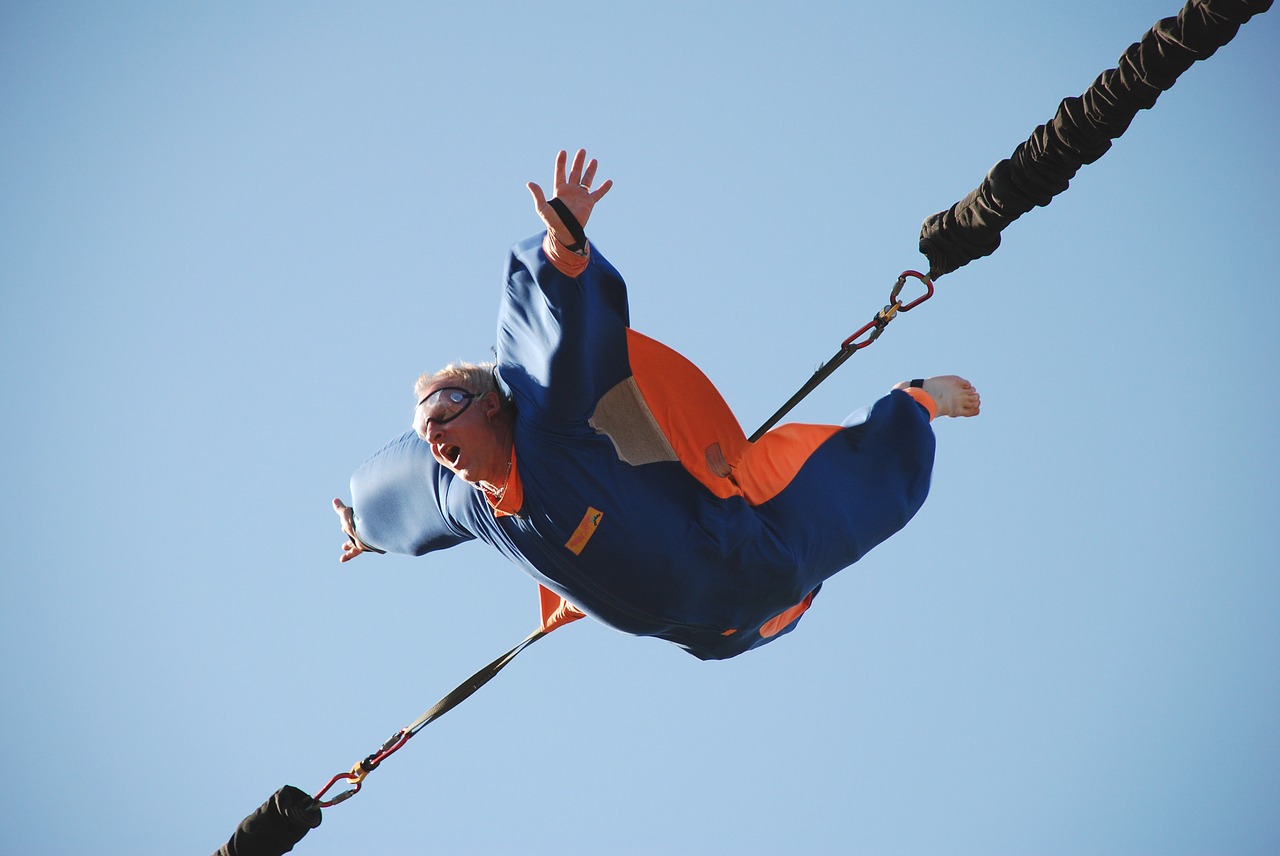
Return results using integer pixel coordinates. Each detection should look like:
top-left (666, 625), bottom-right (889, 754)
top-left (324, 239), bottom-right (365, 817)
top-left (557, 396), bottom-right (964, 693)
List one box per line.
top-left (547, 197), bottom-right (587, 252)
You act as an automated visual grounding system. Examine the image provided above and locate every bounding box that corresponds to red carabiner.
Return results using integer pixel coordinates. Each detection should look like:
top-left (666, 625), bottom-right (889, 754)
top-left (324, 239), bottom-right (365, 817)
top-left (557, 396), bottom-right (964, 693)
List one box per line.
top-left (314, 771), bottom-right (363, 808)
top-left (841, 316), bottom-right (886, 351)
top-left (313, 727), bottom-right (412, 808)
top-left (840, 270), bottom-right (935, 351)
top-left (893, 269), bottom-right (934, 312)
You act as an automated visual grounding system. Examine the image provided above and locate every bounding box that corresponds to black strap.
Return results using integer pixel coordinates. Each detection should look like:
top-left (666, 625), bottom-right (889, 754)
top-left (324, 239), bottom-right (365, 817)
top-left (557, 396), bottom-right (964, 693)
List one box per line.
top-left (402, 628), bottom-right (548, 738)
top-left (547, 197), bottom-right (587, 252)
top-left (749, 348), bottom-right (856, 442)
top-left (314, 626), bottom-right (553, 808)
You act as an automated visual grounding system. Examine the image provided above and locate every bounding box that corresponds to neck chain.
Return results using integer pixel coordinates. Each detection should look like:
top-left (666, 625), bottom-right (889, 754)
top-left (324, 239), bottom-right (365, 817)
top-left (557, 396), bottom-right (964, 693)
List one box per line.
top-left (481, 460), bottom-right (513, 502)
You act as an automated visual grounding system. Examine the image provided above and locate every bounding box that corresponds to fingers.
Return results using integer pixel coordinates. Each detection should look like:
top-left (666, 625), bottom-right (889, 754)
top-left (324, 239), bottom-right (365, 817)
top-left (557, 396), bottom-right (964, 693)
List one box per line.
top-left (333, 497), bottom-right (350, 532)
top-left (552, 149), bottom-right (606, 192)
top-left (553, 149), bottom-right (568, 189)
top-left (573, 151), bottom-right (606, 194)
top-left (527, 181), bottom-right (547, 210)
top-left (566, 148), bottom-right (586, 188)
top-left (591, 178), bottom-right (614, 202)
top-left (340, 538), bottom-right (364, 563)
top-left (332, 498), bottom-right (354, 530)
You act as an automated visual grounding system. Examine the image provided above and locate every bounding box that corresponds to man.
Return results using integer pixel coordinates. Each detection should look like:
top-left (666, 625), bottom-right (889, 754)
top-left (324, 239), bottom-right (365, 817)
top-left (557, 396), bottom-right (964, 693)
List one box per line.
top-left (334, 149), bottom-right (980, 660)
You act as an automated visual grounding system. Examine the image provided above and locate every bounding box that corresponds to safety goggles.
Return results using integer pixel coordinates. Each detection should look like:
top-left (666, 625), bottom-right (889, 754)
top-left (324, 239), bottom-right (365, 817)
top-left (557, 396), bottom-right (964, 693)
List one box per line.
top-left (417, 386), bottom-right (482, 425)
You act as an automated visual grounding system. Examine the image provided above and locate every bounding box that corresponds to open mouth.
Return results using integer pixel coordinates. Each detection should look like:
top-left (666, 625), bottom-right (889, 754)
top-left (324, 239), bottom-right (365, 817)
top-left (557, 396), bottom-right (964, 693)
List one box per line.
top-left (443, 445), bottom-right (461, 466)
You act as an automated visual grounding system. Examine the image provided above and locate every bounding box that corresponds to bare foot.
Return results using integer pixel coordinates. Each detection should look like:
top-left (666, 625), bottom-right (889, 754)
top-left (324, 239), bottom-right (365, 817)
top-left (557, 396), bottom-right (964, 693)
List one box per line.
top-left (894, 376), bottom-right (981, 418)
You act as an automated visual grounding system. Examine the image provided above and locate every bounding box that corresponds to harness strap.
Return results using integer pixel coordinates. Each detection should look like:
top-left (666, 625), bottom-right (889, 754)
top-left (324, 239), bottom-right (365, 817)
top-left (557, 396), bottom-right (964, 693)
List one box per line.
top-left (314, 626), bottom-right (552, 808)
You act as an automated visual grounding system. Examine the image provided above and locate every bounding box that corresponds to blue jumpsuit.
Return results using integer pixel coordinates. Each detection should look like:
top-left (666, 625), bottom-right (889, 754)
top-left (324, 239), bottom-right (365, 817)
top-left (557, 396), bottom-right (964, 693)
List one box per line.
top-left (350, 234), bottom-right (936, 659)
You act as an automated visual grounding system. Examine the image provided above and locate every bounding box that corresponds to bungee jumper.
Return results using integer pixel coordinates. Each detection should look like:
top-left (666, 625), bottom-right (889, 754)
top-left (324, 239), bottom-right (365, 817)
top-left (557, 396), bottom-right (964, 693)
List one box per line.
top-left (332, 147), bottom-right (981, 661)
top-left (213, 1), bottom-right (1271, 851)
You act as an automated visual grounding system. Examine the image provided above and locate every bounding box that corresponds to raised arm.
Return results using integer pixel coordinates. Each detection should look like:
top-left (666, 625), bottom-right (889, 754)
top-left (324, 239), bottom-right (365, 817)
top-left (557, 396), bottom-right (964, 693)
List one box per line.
top-left (497, 152), bottom-right (630, 423)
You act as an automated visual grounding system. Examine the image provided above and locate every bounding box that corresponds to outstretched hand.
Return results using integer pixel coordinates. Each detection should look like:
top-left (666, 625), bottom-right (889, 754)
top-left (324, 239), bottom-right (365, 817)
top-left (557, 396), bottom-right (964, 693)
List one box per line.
top-left (526, 149), bottom-right (613, 246)
top-left (332, 497), bottom-right (366, 563)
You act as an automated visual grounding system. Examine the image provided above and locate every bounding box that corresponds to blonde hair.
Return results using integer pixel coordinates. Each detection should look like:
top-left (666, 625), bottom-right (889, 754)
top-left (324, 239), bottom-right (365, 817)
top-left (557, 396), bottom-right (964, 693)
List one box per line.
top-left (413, 361), bottom-right (500, 403)
top-left (412, 361), bottom-right (511, 439)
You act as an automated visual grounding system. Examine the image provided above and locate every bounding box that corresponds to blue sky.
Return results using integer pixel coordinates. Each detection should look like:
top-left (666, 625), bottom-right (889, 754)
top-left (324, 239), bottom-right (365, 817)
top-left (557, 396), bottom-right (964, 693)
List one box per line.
top-left (2, 2), bottom-right (1277, 854)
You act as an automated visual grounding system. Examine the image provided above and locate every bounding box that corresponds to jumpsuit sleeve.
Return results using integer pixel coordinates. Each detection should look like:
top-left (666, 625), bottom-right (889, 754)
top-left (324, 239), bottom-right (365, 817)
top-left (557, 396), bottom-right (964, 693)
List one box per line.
top-left (494, 233), bottom-right (633, 425)
top-left (349, 430), bottom-right (475, 556)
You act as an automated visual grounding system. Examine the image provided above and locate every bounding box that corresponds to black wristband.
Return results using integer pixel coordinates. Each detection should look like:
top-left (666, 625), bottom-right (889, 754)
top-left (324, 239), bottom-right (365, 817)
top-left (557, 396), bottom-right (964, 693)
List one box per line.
top-left (909, 378), bottom-right (925, 388)
top-left (547, 197), bottom-right (588, 253)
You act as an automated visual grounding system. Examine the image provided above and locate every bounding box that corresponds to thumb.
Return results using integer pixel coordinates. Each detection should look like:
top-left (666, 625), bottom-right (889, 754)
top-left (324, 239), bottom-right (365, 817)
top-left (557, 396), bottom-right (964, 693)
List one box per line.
top-left (526, 181), bottom-right (547, 210)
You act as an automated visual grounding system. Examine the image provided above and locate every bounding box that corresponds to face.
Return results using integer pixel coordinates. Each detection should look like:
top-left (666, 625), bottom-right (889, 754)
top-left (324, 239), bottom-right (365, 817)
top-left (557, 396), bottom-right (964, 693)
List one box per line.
top-left (415, 380), bottom-right (510, 486)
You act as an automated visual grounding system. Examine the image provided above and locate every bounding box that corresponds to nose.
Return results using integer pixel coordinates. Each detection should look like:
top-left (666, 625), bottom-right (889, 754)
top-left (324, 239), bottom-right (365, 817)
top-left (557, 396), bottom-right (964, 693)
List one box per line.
top-left (415, 409), bottom-right (444, 442)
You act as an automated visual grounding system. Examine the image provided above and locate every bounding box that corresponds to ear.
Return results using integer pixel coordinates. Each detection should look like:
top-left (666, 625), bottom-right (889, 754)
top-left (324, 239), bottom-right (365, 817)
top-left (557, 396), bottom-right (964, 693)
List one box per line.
top-left (482, 391), bottom-right (504, 419)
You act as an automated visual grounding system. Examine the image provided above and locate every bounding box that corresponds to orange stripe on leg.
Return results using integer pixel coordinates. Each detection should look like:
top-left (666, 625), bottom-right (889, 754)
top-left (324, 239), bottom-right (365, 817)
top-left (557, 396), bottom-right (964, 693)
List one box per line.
top-left (733, 423), bottom-right (841, 506)
top-left (902, 387), bottom-right (937, 421)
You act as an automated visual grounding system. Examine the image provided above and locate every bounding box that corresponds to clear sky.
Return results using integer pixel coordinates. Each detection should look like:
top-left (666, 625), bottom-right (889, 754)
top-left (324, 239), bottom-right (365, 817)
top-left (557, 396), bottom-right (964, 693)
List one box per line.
top-left (2, 2), bottom-right (1277, 854)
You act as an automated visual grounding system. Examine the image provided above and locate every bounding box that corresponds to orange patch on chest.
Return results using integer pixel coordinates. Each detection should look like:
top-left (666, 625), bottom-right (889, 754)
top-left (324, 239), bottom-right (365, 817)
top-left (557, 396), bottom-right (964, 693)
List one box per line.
top-left (565, 507), bottom-right (604, 555)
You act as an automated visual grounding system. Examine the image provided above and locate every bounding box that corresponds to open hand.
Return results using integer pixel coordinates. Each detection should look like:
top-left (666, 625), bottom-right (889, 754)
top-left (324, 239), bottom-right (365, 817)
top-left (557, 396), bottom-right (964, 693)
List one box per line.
top-left (332, 497), bottom-right (366, 563)
top-left (526, 149), bottom-right (613, 245)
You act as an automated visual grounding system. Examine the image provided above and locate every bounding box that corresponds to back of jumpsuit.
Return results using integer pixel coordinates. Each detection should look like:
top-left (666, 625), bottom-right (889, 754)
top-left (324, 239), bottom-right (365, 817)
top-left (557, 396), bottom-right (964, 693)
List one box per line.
top-left (350, 233), bottom-right (937, 660)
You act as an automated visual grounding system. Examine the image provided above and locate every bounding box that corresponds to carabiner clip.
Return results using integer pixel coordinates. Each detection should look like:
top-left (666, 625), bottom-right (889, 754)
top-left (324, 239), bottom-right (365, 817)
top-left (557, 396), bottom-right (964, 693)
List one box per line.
top-left (314, 770), bottom-right (363, 808)
top-left (841, 317), bottom-right (880, 351)
top-left (841, 302), bottom-right (897, 351)
top-left (312, 728), bottom-right (411, 808)
top-left (891, 270), bottom-right (934, 312)
top-left (840, 270), bottom-right (935, 351)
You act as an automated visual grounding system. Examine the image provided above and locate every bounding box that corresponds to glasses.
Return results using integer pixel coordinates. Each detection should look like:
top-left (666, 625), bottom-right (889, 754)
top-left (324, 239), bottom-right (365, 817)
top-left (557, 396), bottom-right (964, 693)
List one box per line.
top-left (417, 386), bottom-right (482, 426)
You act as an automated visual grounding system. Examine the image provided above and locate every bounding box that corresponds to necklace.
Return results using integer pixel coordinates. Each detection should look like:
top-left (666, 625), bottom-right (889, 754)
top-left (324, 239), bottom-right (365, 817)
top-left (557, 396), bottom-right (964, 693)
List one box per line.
top-left (481, 460), bottom-right (513, 502)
